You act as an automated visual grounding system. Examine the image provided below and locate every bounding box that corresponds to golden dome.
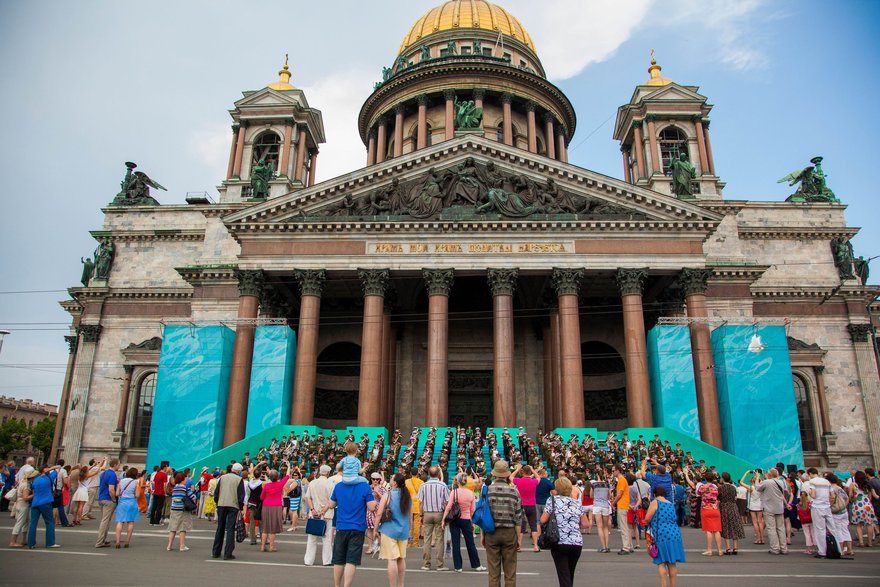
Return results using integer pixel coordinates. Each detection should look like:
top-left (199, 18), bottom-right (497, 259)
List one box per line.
top-left (645, 49), bottom-right (673, 86)
top-left (398, 0), bottom-right (536, 56)
top-left (268, 54), bottom-right (296, 91)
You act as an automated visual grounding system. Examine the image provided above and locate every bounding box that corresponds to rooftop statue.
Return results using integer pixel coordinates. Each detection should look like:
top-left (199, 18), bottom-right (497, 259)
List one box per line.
top-left (454, 97), bottom-right (483, 130)
top-left (420, 45), bottom-right (431, 62)
top-left (778, 156), bottom-right (838, 202)
top-left (250, 158), bottom-right (274, 199)
top-left (669, 152), bottom-right (696, 198)
top-left (93, 241), bottom-right (116, 280)
top-left (853, 256), bottom-right (870, 285)
top-left (79, 257), bottom-right (94, 287)
top-left (111, 162), bottom-right (165, 206)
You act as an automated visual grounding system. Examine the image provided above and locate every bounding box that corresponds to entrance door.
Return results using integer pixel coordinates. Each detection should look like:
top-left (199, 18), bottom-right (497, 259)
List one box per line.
top-left (448, 370), bottom-right (493, 428)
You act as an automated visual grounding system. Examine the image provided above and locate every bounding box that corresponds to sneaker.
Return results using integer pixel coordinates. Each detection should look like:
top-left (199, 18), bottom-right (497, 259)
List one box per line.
top-left (48, 544), bottom-right (61, 549)
top-left (437, 566), bottom-right (449, 571)
top-left (454, 569), bottom-right (462, 573)
top-left (421, 564), bottom-right (431, 571)
top-left (474, 566), bottom-right (487, 572)
top-left (223, 554), bottom-right (236, 560)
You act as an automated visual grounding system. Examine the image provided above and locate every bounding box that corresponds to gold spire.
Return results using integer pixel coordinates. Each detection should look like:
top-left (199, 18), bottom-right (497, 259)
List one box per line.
top-left (268, 53), bottom-right (295, 90)
top-left (645, 49), bottom-right (673, 86)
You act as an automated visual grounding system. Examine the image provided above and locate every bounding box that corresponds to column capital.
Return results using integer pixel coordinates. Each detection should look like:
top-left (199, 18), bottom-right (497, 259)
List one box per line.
top-left (416, 94), bottom-right (429, 106)
top-left (847, 323), bottom-right (874, 343)
top-left (616, 268), bottom-right (648, 295)
top-left (234, 269), bottom-right (264, 297)
top-left (678, 268), bottom-right (711, 296)
top-left (551, 268), bottom-right (584, 296)
top-left (77, 324), bottom-right (102, 343)
top-left (487, 268), bottom-right (518, 296)
top-left (369, 128), bottom-right (377, 140)
top-left (524, 101), bottom-right (536, 113)
top-left (473, 89), bottom-right (486, 101)
top-left (816, 365), bottom-right (826, 374)
top-left (359, 268), bottom-right (390, 296)
top-left (644, 113), bottom-right (658, 123)
top-left (423, 268), bottom-right (455, 296)
top-left (394, 103), bottom-right (406, 115)
top-left (123, 364), bottom-right (135, 376)
top-left (542, 111), bottom-right (555, 124)
top-left (556, 124), bottom-right (567, 137)
top-left (703, 119), bottom-right (711, 129)
top-left (259, 287), bottom-right (287, 317)
top-left (294, 269), bottom-right (326, 297)
top-left (501, 92), bottom-right (513, 105)
top-left (377, 116), bottom-right (388, 127)
top-left (691, 115), bottom-right (703, 124)
top-left (632, 119), bottom-right (643, 128)
top-left (443, 89), bottom-right (457, 101)
top-left (231, 123), bottom-right (241, 132)
top-left (64, 334), bottom-right (78, 354)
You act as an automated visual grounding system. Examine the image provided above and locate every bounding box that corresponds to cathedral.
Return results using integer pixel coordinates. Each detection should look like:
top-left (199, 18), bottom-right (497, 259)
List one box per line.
top-left (51, 1), bottom-right (879, 472)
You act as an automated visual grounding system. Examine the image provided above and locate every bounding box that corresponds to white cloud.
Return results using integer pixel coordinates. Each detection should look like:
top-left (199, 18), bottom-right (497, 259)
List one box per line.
top-left (188, 123), bottom-right (230, 182)
top-left (506, 0), bottom-right (654, 81)
top-left (301, 69), bottom-right (377, 183)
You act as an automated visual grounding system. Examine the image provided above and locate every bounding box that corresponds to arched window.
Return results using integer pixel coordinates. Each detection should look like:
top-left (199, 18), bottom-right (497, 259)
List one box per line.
top-left (314, 342), bottom-right (360, 425)
top-left (131, 372), bottom-right (156, 449)
top-left (659, 127), bottom-right (688, 175)
top-left (496, 123), bottom-right (504, 142)
top-left (425, 123), bottom-right (433, 147)
top-left (582, 341), bottom-right (627, 421)
top-left (251, 131), bottom-right (281, 173)
top-left (793, 373), bottom-right (817, 451)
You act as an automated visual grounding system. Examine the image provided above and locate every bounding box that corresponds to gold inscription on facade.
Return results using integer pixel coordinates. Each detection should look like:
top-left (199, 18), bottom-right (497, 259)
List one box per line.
top-left (370, 242), bottom-right (572, 254)
top-left (517, 243), bottom-right (568, 253)
top-left (409, 244), bottom-right (428, 253)
top-left (435, 243), bottom-right (463, 253)
top-left (468, 244), bottom-right (513, 253)
top-left (374, 243), bottom-right (403, 253)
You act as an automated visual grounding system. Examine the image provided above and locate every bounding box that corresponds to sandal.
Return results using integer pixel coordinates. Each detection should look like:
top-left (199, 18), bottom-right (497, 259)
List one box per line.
top-left (723, 549), bottom-right (732, 555)
top-left (701, 551), bottom-right (713, 556)
top-left (732, 549), bottom-right (738, 555)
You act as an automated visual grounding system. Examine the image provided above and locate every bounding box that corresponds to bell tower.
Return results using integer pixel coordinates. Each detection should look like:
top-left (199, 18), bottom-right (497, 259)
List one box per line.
top-left (218, 56), bottom-right (326, 203)
top-left (613, 53), bottom-right (723, 199)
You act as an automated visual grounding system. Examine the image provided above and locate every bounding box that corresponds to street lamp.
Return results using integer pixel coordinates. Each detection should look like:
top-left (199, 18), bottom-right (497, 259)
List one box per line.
top-left (0, 329), bottom-right (9, 355)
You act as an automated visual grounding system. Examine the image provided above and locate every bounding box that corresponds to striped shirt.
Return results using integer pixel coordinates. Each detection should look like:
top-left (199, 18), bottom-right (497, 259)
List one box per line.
top-left (487, 480), bottom-right (523, 528)
top-left (417, 478), bottom-right (450, 513)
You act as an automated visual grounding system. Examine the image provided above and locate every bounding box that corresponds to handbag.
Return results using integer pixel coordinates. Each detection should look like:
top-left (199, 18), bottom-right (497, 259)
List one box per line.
top-left (830, 487), bottom-right (848, 515)
top-left (473, 484), bottom-right (495, 534)
top-left (537, 495), bottom-right (559, 550)
top-left (182, 492), bottom-right (198, 513)
top-left (380, 493), bottom-right (393, 523)
top-left (4, 487), bottom-right (16, 502)
top-left (637, 483), bottom-right (650, 510)
top-left (305, 516), bottom-right (327, 536)
top-left (447, 489), bottom-right (462, 523)
top-left (646, 528), bottom-right (659, 558)
top-left (235, 512), bottom-right (246, 543)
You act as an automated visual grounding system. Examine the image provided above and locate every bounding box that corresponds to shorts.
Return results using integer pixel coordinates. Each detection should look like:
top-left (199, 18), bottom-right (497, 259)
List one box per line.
top-left (332, 529), bottom-right (366, 566)
top-left (520, 505), bottom-right (538, 533)
top-left (378, 534), bottom-right (408, 560)
top-left (593, 505), bottom-right (612, 517)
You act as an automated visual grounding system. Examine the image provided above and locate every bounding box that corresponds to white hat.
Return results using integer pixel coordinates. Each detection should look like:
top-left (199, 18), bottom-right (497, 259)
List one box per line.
top-left (319, 465), bottom-right (331, 475)
top-left (231, 463), bottom-right (243, 473)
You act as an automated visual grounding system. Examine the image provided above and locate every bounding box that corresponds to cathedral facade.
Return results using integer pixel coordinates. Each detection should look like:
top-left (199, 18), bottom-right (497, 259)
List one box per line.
top-left (52, 1), bottom-right (880, 471)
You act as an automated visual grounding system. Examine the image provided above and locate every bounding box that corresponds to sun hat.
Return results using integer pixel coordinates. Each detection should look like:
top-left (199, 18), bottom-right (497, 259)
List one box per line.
top-left (491, 460), bottom-right (511, 478)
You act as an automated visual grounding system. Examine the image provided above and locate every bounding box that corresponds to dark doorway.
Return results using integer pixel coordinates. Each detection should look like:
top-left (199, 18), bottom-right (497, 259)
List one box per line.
top-left (448, 370), bottom-right (493, 429)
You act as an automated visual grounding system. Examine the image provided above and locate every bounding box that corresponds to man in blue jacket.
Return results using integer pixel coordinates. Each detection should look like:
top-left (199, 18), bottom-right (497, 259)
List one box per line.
top-left (28, 464), bottom-right (63, 549)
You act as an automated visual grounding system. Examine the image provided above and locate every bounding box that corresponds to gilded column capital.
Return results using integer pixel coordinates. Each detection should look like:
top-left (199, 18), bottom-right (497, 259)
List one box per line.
top-left (473, 89), bottom-right (486, 101)
top-left (64, 334), bottom-right (78, 354)
top-left (443, 89), bottom-right (457, 101)
top-left (501, 92), bottom-right (513, 105)
top-left (294, 269), bottom-right (326, 297)
top-left (487, 268), bottom-right (518, 296)
top-left (234, 269), bottom-right (264, 297)
top-left (678, 268), bottom-right (711, 296)
top-left (847, 323), bottom-right (874, 343)
top-left (359, 268), bottom-right (390, 296)
top-left (78, 324), bottom-right (102, 343)
top-left (551, 268), bottom-right (584, 296)
top-left (616, 268), bottom-right (648, 295)
top-left (416, 94), bottom-right (428, 107)
top-left (423, 268), bottom-right (455, 296)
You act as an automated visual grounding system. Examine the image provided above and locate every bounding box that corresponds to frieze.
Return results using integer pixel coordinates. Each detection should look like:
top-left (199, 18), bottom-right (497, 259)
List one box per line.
top-left (367, 241), bottom-right (573, 255)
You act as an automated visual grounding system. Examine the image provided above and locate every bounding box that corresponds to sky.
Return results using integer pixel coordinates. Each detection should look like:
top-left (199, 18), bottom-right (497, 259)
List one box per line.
top-left (1, 0), bottom-right (878, 406)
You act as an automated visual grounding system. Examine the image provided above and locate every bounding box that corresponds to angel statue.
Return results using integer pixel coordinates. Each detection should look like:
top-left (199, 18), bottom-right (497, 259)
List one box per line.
top-left (111, 162), bottom-right (166, 206)
top-left (778, 156), bottom-right (838, 203)
top-left (454, 97), bottom-right (482, 130)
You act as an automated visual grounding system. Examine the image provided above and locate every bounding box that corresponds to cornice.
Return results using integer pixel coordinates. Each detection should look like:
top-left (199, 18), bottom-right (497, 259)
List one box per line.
top-left (59, 299), bottom-right (83, 314)
top-left (68, 287), bottom-right (192, 301)
top-left (707, 264), bottom-right (769, 283)
top-left (751, 288), bottom-right (839, 299)
top-left (176, 265), bottom-right (238, 285)
top-left (89, 229), bottom-right (205, 242)
top-left (200, 204), bottom-right (248, 218)
top-left (737, 226), bottom-right (859, 240)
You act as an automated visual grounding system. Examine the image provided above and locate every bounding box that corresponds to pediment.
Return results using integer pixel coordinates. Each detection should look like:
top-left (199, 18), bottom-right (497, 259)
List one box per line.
top-left (224, 136), bottom-right (721, 228)
top-left (641, 83), bottom-right (706, 103)
top-left (235, 87), bottom-right (306, 109)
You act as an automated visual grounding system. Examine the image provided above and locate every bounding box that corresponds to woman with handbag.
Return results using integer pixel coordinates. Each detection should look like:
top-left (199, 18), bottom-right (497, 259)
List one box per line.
top-left (167, 471), bottom-right (196, 552)
top-left (376, 473), bottom-right (412, 587)
top-left (539, 476), bottom-right (589, 587)
top-left (260, 465), bottom-right (291, 552)
top-left (644, 485), bottom-right (685, 587)
top-left (7, 471), bottom-right (33, 548)
top-left (442, 472), bottom-right (485, 573)
top-left (114, 467), bottom-right (140, 548)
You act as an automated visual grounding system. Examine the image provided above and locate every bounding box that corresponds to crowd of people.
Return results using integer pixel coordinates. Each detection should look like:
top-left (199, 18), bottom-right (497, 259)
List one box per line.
top-left (3, 426), bottom-right (880, 587)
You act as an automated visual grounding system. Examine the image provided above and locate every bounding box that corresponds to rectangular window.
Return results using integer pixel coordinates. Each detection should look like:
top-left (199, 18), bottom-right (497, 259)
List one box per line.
top-left (482, 48), bottom-right (493, 56)
top-left (461, 46), bottom-right (471, 55)
top-left (503, 52), bottom-right (511, 61)
top-left (440, 49), bottom-right (449, 57)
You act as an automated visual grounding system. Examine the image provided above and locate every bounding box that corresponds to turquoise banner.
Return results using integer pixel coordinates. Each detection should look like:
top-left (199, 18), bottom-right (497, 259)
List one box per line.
top-left (146, 325), bottom-right (235, 469)
top-left (647, 325), bottom-right (700, 439)
top-left (245, 326), bottom-right (297, 436)
top-left (712, 325), bottom-right (804, 469)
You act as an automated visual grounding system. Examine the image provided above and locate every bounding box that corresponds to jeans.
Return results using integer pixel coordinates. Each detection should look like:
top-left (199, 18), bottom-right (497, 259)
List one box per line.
top-left (449, 518), bottom-right (481, 570)
top-left (55, 501), bottom-right (70, 525)
top-left (27, 503), bottom-right (56, 548)
top-left (212, 507), bottom-right (239, 559)
top-left (550, 543), bottom-right (582, 587)
top-left (149, 495), bottom-right (165, 525)
top-left (484, 526), bottom-right (518, 587)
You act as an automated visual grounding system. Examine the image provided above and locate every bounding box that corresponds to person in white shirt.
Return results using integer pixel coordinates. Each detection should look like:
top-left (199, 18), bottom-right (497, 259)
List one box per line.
top-left (807, 468), bottom-right (834, 558)
top-left (304, 465), bottom-right (334, 566)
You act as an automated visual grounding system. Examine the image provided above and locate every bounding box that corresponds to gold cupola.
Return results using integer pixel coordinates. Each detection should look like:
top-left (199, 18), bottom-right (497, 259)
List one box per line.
top-left (645, 50), bottom-right (674, 86)
top-left (268, 54), bottom-right (295, 91)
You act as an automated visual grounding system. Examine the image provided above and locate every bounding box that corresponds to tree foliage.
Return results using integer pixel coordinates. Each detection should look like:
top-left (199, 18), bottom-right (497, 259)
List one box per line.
top-left (31, 417), bottom-right (56, 459)
top-left (0, 419), bottom-right (30, 458)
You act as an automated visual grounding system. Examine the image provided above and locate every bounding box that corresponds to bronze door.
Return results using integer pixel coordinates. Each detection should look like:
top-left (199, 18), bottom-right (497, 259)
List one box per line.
top-left (448, 370), bottom-right (493, 428)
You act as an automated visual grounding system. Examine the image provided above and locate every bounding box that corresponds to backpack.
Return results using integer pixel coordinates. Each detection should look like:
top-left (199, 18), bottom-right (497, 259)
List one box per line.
top-left (473, 484), bottom-right (495, 534)
top-left (830, 487), bottom-right (848, 515)
top-left (825, 532), bottom-right (841, 559)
